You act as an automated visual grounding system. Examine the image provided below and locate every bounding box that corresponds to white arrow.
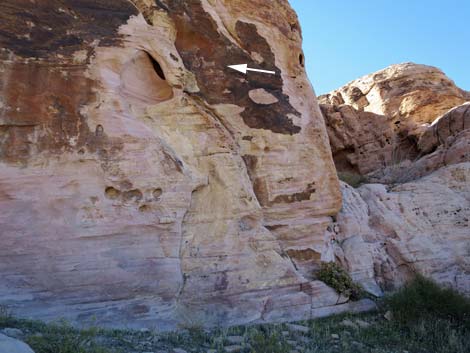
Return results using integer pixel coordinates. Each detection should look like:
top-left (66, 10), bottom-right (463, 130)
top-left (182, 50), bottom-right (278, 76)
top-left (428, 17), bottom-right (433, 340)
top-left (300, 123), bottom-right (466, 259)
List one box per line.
top-left (228, 64), bottom-right (275, 75)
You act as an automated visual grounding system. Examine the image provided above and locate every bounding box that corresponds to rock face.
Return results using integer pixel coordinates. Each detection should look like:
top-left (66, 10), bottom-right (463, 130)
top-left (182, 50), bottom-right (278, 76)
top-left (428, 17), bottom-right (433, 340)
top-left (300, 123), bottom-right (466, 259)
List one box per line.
top-left (419, 102), bottom-right (470, 154)
top-left (368, 102), bottom-right (470, 184)
top-left (321, 65), bottom-right (470, 295)
top-left (335, 163), bottom-right (470, 295)
top-left (319, 104), bottom-right (395, 175)
top-left (319, 63), bottom-right (469, 179)
top-left (320, 63), bottom-right (468, 130)
top-left (0, 0), bottom-right (346, 329)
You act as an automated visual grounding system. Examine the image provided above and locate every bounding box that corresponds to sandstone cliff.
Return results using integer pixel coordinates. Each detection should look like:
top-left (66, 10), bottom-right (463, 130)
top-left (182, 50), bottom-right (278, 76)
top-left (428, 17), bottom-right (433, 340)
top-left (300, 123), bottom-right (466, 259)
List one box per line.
top-left (0, 0), bottom-right (359, 329)
top-left (1, 1), bottom-right (468, 330)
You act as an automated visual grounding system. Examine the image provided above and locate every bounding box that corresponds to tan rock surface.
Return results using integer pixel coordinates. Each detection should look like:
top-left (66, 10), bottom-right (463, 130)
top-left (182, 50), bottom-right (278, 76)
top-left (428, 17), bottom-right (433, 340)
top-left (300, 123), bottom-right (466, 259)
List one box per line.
top-left (320, 65), bottom-right (470, 296)
top-left (2, 0), bottom-right (467, 331)
top-left (319, 104), bottom-right (395, 175)
top-left (319, 63), bottom-right (467, 129)
top-left (320, 64), bottom-right (469, 178)
top-left (418, 102), bottom-right (470, 154)
top-left (368, 102), bottom-right (470, 183)
top-left (0, 0), bottom-right (343, 329)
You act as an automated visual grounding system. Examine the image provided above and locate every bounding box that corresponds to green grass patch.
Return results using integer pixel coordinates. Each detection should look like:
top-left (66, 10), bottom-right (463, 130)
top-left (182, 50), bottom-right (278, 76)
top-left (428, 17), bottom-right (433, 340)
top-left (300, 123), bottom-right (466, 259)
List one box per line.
top-left (248, 327), bottom-right (290, 353)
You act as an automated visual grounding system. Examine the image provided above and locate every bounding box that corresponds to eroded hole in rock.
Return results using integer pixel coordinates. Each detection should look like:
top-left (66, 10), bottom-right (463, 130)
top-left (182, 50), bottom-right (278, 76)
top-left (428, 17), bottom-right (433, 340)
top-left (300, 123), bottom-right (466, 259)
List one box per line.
top-left (299, 53), bottom-right (305, 67)
top-left (239, 215), bottom-right (258, 231)
top-left (105, 186), bottom-right (120, 200)
top-left (139, 204), bottom-right (151, 212)
top-left (120, 180), bottom-right (133, 189)
top-left (152, 188), bottom-right (163, 200)
top-left (287, 248), bottom-right (322, 275)
top-left (146, 52), bottom-right (166, 80)
top-left (95, 124), bottom-right (104, 137)
top-left (120, 51), bottom-right (173, 105)
top-left (287, 248), bottom-right (321, 262)
top-left (131, 304), bottom-right (150, 315)
top-left (122, 189), bottom-right (143, 202)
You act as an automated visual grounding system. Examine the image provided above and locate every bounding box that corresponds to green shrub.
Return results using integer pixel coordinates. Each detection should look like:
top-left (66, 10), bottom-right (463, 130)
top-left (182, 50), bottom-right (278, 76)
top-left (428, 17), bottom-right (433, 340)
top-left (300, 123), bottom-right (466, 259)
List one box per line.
top-left (317, 262), bottom-right (364, 300)
top-left (385, 275), bottom-right (470, 329)
top-left (337, 172), bottom-right (365, 188)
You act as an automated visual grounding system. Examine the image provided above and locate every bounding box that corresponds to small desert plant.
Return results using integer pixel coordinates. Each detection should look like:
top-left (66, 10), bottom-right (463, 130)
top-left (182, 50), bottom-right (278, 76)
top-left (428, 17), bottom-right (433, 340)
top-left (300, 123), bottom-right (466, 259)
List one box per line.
top-left (317, 262), bottom-right (364, 300)
top-left (385, 275), bottom-right (470, 329)
top-left (337, 171), bottom-right (365, 188)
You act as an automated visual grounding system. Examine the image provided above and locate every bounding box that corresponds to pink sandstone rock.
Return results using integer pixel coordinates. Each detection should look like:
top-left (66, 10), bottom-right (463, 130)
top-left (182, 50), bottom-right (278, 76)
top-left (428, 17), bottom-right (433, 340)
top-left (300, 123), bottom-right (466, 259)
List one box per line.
top-left (0, 0), bottom-right (342, 329)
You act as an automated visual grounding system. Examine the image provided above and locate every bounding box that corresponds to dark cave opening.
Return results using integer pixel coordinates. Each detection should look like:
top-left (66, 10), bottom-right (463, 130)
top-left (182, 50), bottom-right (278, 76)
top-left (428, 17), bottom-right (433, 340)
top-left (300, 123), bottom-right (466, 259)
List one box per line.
top-left (146, 52), bottom-right (166, 80)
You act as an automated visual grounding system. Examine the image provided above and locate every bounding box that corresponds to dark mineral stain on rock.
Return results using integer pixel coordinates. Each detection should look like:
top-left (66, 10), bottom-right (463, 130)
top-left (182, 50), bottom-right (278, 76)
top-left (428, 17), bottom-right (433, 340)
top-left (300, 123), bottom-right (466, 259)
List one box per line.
top-left (0, 0), bottom-right (137, 58)
top-left (0, 0), bottom-right (135, 164)
top-left (271, 182), bottom-right (316, 205)
top-left (158, 0), bottom-right (301, 135)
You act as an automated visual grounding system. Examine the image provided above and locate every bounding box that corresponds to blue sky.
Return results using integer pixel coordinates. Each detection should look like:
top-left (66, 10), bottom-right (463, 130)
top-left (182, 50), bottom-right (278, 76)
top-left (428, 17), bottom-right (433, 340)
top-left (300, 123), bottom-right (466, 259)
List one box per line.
top-left (289, 0), bottom-right (470, 95)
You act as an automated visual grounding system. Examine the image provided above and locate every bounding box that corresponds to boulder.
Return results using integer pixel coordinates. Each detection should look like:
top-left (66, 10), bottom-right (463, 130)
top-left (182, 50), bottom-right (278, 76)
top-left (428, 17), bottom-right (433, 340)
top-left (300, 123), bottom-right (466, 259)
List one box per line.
top-left (0, 333), bottom-right (35, 353)
top-left (1, 328), bottom-right (24, 339)
top-left (419, 103), bottom-right (470, 154)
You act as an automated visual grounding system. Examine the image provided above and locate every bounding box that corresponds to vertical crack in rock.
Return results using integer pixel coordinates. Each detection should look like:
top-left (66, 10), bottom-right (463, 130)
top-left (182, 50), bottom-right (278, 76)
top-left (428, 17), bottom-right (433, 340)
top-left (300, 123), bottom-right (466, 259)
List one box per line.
top-left (147, 52), bottom-right (166, 80)
top-left (187, 94), bottom-right (239, 150)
